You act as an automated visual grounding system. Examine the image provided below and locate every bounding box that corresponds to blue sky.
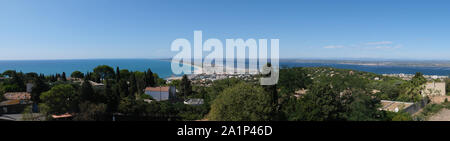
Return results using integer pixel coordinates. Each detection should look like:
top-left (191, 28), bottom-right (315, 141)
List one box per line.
top-left (1, 0), bottom-right (450, 60)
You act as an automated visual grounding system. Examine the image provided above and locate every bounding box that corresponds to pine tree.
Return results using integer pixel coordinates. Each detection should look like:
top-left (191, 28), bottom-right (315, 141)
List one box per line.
top-left (105, 80), bottom-right (119, 113)
top-left (129, 72), bottom-right (137, 98)
top-left (80, 79), bottom-right (95, 102)
top-left (31, 77), bottom-right (49, 103)
top-left (116, 67), bottom-right (121, 82)
top-left (145, 69), bottom-right (155, 87)
top-left (180, 74), bottom-right (192, 99)
top-left (119, 80), bottom-right (129, 98)
top-left (62, 72), bottom-right (67, 81)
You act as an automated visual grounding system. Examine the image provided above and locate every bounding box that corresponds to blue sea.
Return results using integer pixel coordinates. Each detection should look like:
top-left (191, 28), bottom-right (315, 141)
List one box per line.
top-left (280, 62), bottom-right (450, 76)
top-left (0, 59), bottom-right (449, 78)
top-left (0, 59), bottom-right (179, 78)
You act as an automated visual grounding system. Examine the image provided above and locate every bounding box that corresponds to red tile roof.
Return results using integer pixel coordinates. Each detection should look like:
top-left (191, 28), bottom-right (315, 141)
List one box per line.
top-left (52, 113), bottom-right (73, 119)
top-left (3, 92), bottom-right (31, 100)
top-left (144, 87), bottom-right (170, 92)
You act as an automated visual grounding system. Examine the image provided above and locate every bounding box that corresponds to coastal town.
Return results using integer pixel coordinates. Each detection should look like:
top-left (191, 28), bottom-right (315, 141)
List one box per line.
top-left (1, 64), bottom-right (450, 121)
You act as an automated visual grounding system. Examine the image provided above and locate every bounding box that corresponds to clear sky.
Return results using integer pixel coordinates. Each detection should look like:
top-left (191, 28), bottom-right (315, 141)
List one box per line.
top-left (1, 0), bottom-right (450, 60)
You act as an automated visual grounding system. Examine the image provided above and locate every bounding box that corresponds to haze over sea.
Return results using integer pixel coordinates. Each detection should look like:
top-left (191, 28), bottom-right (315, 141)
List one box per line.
top-left (0, 59), bottom-right (449, 78)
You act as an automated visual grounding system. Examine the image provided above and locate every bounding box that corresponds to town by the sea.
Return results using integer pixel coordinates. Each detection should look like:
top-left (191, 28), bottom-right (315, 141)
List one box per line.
top-left (0, 59), bottom-right (449, 78)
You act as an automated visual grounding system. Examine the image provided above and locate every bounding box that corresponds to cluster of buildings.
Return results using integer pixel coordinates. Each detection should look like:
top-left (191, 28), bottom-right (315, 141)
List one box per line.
top-left (382, 73), bottom-right (448, 81)
top-left (142, 86), bottom-right (204, 105)
top-left (378, 80), bottom-right (448, 115)
top-left (0, 83), bottom-right (33, 116)
top-left (189, 73), bottom-right (257, 86)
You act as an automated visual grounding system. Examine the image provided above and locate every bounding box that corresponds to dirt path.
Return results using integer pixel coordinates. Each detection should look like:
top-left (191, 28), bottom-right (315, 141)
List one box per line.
top-left (428, 109), bottom-right (450, 121)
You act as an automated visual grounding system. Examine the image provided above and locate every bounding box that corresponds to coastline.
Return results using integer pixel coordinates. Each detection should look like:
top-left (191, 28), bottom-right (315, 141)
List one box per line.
top-left (162, 59), bottom-right (260, 80)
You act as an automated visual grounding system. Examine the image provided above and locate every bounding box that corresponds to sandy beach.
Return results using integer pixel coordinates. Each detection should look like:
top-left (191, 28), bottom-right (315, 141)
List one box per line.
top-left (165, 59), bottom-right (260, 80)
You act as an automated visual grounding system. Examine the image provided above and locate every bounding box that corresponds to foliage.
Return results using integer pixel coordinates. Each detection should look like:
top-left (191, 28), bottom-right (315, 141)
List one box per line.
top-left (31, 77), bottom-right (50, 103)
top-left (174, 103), bottom-right (209, 121)
top-left (118, 96), bottom-right (152, 118)
top-left (70, 71), bottom-right (84, 78)
top-left (389, 111), bottom-right (413, 121)
top-left (93, 65), bottom-right (115, 81)
top-left (40, 84), bottom-right (78, 115)
top-left (80, 79), bottom-right (96, 102)
top-left (129, 72), bottom-right (138, 98)
top-left (139, 94), bottom-right (153, 100)
top-left (278, 67), bottom-right (311, 94)
top-left (145, 69), bottom-right (155, 87)
top-left (179, 75), bottom-right (192, 99)
top-left (446, 78), bottom-right (450, 96)
top-left (74, 102), bottom-right (108, 121)
top-left (207, 82), bottom-right (274, 121)
top-left (0, 93), bottom-right (5, 102)
top-left (279, 68), bottom-right (384, 121)
top-left (397, 72), bottom-right (427, 102)
top-left (415, 103), bottom-right (447, 119)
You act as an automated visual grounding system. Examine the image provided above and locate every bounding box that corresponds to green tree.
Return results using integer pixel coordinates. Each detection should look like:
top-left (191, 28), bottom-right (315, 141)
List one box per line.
top-left (145, 68), bottom-right (155, 87)
top-left (115, 67), bottom-right (121, 82)
top-left (397, 72), bottom-right (427, 102)
top-left (0, 93), bottom-right (5, 102)
top-left (2, 70), bottom-right (16, 77)
top-left (288, 81), bottom-right (340, 121)
top-left (71, 71), bottom-right (84, 79)
top-left (278, 67), bottom-right (311, 94)
top-left (31, 77), bottom-right (50, 103)
top-left (282, 74), bottom-right (383, 121)
top-left (80, 79), bottom-right (95, 102)
top-left (119, 69), bottom-right (131, 81)
top-left (129, 72), bottom-right (138, 98)
top-left (93, 65), bottom-right (115, 81)
top-left (74, 102), bottom-right (108, 121)
top-left (134, 71), bottom-right (146, 94)
top-left (207, 82), bottom-right (274, 121)
top-left (391, 111), bottom-right (413, 121)
top-left (40, 84), bottom-right (78, 114)
top-left (25, 72), bottom-right (38, 81)
top-left (118, 79), bottom-right (129, 98)
top-left (180, 75), bottom-right (192, 99)
top-left (104, 80), bottom-right (120, 113)
top-left (10, 71), bottom-right (26, 91)
top-left (61, 72), bottom-right (67, 81)
top-left (118, 96), bottom-right (151, 118)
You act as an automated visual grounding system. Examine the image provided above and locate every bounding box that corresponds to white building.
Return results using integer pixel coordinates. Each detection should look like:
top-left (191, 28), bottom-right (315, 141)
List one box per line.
top-left (421, 82), bottom-right (446, 96)
top-left (144, 86), bottom-right (176, 101)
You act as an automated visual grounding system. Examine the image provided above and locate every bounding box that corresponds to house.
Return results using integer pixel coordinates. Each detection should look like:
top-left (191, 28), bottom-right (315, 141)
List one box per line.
top-left (184, 98), bottom-right (204, 106)
top-left (379, 100), bottom-right (427, 114)
top-left (78, 80), bottom-right (105, 88)
top-left (144, 86), bottom-right (176, 101)
top-left (89, 81), bottom-right (105, 88)
top-left (51, 113), bottom-right (73, 121)
top-left (379, 100), bottom-right (414, 113)
top-left (1, 92), bottom-right (32, 114)
top-left (3, 92), bottom-right (31, 100)
top-left (421, 82), bottom-right (446, 96)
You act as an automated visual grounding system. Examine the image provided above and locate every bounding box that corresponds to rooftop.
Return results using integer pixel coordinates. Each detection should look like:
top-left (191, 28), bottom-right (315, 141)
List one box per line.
top-left (145, 86), bottom-right (170, 92)
top-left (380, 100), bottom-right (414, 112)
top-left (3, 92), bottom-right (31, 100)
top-left (184, 98), bottom-right (204, 105)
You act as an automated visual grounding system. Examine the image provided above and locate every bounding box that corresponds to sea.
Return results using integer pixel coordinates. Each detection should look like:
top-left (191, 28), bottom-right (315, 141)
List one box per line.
top-left (0, 59), bottom-right (449, 78)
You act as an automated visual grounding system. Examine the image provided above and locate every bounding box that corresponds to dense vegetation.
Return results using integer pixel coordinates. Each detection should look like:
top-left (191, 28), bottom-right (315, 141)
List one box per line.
top-left (0, 65), bottom-right (435, 121)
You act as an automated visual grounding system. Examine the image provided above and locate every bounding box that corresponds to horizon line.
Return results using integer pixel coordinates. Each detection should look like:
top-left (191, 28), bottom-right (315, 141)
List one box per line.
top-left (0, 57), bottom-right (450, 62)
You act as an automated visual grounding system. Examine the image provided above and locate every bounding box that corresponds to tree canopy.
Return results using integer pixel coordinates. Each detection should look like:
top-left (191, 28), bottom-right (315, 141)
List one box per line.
top-left (207, 82), bottom-right (274, 121)
top-left (40, 84), bottom-right (78, 114)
